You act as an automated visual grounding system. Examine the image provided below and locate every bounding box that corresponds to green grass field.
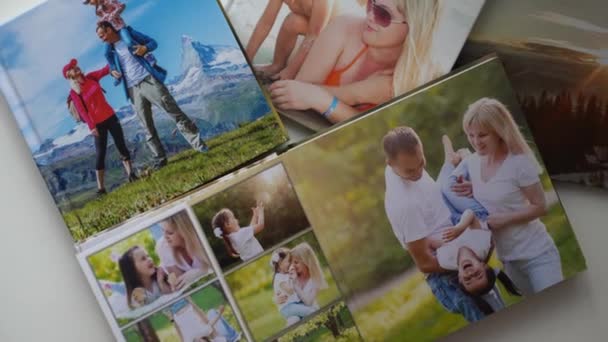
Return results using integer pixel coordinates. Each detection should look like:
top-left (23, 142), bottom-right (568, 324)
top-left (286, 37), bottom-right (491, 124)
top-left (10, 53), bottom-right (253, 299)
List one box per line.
top-left (353, 203), bottom-right (587, 342)
top-left (278, 303), bottom-right (362, 342)
top-left (63, 114), bottom-right (286, 241)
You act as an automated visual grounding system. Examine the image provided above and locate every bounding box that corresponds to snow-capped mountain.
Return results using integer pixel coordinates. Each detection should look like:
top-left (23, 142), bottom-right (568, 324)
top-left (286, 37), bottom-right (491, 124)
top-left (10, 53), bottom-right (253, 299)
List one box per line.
top-left (180, 35), bottom-right (250, 77)
top-left (34, 36), bottom-right (265, 166)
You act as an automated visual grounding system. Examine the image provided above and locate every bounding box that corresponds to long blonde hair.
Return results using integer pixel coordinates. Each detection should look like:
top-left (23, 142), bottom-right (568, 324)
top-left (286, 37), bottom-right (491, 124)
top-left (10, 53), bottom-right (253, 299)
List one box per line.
top-left (392, 0), bottom-right (441, 96)
top-left (162, 211), bottom-right (211, 270)
top-left (290, 243), bottom-right (328, 289)
top-left (463, 98), bottom-right (542, 172)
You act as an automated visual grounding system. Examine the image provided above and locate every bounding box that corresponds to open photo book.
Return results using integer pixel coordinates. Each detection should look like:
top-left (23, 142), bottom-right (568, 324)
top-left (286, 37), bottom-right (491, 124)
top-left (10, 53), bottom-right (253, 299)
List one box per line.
top-left (0, 1), bottom-right (588, 341)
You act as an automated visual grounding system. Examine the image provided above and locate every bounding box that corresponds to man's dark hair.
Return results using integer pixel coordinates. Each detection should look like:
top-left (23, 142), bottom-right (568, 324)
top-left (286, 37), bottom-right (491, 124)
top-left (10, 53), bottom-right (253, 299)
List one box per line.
top-left (96, 20), bottom-right (117, 33)
top-left (382, 126), bottom-right (421, 160)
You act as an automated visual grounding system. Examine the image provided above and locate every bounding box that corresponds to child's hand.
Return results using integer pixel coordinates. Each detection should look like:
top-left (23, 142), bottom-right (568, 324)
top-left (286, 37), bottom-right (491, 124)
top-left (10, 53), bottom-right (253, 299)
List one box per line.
top-left (218, 305), bottom-right (225, 315)
top-left (111, 70), bottom-right (122, 79)
top-left (442, 226), bottom-right (464, 243)
top-left (133, 45), bottom-right (148, 57)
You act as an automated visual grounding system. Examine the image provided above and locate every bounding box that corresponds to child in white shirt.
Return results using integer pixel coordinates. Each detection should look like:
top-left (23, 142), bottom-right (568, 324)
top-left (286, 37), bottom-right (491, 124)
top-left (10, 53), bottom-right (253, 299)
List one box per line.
top-left (269, 248), bottom-right (316, 326)
top-left (212, 202), bottom-right (266, 261)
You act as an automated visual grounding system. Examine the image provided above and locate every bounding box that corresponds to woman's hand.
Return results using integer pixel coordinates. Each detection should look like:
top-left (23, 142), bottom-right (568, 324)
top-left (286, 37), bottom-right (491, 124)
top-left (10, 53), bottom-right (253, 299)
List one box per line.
top-left (487, 213), bottom-right (511, 231)
top-left (451, 176), bottom-right (474, 198)
top-left (174, 269), bottom-right (204, 290)
top-left (269, 80), bottom-right (332, 112)
top-left (91, 128), bottom-right (99, 137)
top-left (111, 70), bottom-right (122, 79)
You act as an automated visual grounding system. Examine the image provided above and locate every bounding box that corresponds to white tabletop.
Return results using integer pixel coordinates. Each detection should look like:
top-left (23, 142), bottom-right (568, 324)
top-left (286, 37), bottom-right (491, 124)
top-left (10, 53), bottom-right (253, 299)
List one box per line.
top-left (0, 1), bottom-right (607, 341)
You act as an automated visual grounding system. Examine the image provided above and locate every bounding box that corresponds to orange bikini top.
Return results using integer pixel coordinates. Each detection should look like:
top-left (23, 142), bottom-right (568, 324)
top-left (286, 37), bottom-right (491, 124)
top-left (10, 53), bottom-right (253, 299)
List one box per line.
top-left (323, 45), bottom-right (377, 112)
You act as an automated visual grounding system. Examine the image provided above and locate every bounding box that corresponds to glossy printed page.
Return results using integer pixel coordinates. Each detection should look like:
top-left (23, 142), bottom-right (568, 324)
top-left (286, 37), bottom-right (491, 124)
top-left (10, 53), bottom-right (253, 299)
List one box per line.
top-left (220, 0), bottom-right (486, 132)
top-left (0, 0), bottom-right (287, 244)
top-left (456, 0), bottom-right (608, 189)
top-left (282, 57), bottom-right (587, 341)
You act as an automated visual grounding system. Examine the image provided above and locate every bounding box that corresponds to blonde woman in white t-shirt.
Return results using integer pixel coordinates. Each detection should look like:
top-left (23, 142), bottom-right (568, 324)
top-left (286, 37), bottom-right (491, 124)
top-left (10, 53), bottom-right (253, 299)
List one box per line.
top-left (212, 201), bottom-right (266, 261)
top-left (450, 97), bottom-right (563, 295)
top-left (275, 243), bottom-right (328, 317)
top-left (155, 211), bottom-right (213, 291)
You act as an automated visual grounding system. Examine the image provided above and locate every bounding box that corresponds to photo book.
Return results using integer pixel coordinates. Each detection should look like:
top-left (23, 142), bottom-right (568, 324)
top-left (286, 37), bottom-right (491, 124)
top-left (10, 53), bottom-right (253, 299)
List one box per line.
top-left (456, 0), bottom-right (608, 189)
top-left (219, 0), bottom-right (486, 132)
top-left (0, 1), bottom-right (589, 342)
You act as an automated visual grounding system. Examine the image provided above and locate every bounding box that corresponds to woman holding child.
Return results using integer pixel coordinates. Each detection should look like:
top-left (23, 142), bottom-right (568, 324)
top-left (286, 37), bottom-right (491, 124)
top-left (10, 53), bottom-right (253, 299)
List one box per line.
top-left (269, 0), bottom-right (441, 123)
top-left (271, 243), bottom-right (328, 326)
top-left (449, 98), bottom-right (564, 295)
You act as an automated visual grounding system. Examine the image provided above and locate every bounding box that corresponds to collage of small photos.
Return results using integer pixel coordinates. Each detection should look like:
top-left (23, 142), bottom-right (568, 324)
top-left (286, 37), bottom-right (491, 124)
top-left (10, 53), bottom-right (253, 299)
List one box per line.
top-left (78, 160), bottom-right (359, 342)
top-left (0, 0), bottom-right (602, 341)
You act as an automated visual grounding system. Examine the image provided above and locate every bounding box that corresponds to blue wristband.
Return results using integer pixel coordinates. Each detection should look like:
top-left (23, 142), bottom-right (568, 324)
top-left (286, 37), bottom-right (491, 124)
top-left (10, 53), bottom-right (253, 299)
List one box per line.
top-left (322, 96), bottom-right (339, 119)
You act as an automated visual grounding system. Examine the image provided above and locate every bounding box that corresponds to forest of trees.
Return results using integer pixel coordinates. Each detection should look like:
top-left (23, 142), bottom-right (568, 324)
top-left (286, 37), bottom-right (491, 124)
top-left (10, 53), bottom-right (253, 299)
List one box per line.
top-left (519, 90), bottom-right (608, 175)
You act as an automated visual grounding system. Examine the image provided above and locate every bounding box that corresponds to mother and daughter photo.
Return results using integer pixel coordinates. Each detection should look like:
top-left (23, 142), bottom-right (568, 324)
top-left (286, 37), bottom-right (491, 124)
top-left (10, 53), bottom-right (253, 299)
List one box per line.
top-left (384, 97), bottom-right (564, 321)
top-left (225, 232), bottom-right (342, 341)
top-left (90, 211), bottom-right (214, 323)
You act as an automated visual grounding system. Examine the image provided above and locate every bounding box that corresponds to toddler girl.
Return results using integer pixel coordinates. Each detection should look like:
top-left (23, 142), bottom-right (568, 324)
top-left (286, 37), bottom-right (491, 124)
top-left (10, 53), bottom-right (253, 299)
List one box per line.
top-left (212, 202), bottom-right (265, 261)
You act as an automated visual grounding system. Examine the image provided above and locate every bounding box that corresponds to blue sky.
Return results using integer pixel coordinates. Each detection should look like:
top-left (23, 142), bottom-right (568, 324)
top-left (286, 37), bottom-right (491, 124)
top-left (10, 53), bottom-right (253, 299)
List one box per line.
top-left (0, 0), bottom-right (242, 151)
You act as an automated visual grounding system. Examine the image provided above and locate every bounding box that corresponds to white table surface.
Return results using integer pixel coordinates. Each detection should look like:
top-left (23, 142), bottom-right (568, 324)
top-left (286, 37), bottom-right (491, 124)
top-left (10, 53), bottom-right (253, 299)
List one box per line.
top-left (1, 1), bottom-right (607, 341)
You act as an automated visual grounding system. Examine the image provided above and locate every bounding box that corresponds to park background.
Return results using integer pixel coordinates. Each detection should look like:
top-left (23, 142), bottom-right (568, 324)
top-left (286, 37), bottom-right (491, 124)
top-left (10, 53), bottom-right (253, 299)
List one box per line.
top-left (122, 282), bottom-right (242, 342)
top-left (193, 163), bottom-right (310, 271)
top-left (0, 0), bottom-right (287, 241)
top-left (277, 301), bottom-right (362, 342)
top-left (225, 231), bottom-right (343, 341)
top-left (282, 58), bottom-right (587, 341)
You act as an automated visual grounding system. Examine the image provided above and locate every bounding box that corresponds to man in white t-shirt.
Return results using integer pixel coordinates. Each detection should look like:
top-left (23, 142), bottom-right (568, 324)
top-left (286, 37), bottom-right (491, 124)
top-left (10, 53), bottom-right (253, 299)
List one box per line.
top-left (383, 126), bottom-right (485, 322)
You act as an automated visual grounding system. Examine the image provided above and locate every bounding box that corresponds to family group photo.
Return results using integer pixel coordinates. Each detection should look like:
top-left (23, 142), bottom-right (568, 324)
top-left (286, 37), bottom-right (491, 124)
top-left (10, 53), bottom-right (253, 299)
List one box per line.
top-left (0, 0), bottom-right (287, 242)
top-left (220, 0), bottom-right (484, 129)
top-left (193, 163), bottom-right (311, 271)
top-left (122, 282), bottom-right (243, 342)
top-left (225, 231), bottom-right (343, 341)
top-left (87, 210), bottom-right (214, 326)
top-left (456, 0), bottom-right (608, 189)
top-left (282, 58), bottom-right (587, 341)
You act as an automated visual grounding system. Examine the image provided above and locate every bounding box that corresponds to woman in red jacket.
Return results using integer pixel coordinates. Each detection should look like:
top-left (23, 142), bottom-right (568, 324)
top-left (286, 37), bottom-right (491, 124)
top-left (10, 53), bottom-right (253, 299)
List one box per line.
top-left (63, 58), bottom-right (136, 195)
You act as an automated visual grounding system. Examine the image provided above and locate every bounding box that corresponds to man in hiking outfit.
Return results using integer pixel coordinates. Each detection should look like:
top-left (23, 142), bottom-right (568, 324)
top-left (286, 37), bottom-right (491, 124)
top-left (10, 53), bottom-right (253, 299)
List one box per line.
top-left (96, 21), bottom-right (207, 169)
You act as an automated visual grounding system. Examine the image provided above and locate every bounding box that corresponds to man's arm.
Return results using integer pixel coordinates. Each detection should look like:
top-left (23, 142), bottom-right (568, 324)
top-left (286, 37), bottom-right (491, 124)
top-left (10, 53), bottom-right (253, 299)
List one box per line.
top-left (245, 0), bottom-right (283, 61)
top-left (407, 238), bottom-right (447, 274)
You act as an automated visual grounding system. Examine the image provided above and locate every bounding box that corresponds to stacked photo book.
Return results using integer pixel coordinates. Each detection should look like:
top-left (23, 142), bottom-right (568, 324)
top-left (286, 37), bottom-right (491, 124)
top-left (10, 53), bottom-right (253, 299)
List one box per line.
top-left (0, 0), bottom-right (598, 341)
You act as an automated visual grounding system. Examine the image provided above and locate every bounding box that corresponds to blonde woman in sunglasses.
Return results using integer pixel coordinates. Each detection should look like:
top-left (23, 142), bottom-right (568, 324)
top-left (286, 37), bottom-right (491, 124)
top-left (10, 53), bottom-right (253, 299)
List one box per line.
top-left (269, 0), bottom-right (441, 123)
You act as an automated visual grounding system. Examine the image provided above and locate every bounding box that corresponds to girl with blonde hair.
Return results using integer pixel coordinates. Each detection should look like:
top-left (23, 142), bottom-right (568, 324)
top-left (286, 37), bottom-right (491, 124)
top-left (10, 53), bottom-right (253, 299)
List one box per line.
top-left (155, 211), bottom-right (213, 290)
top-left (269, 0), bottom-right (441, 123)
top-left (276, 242), bottom-right (328, 313)
top-left (450, 97), bottom-right (563, 295)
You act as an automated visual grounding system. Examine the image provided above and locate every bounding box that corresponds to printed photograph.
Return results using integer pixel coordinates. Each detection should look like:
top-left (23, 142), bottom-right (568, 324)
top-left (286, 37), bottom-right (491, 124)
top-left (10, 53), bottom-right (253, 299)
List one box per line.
top-left (0, 0), bottom-right (287, 242)
top-left (456, 0), bottom-right (608, 189)
top-left (87, 210), bottom-right (215, 326)
top-left (220, 0), bottom-right (485, 130)
top-left (193, 163), bottom-right (310, 271)
top-left (275, 301), bottom-right (362, 342)
top-left (225, 231), bottom-right (343, 342)
top-left (122, 281), bottom-right (243, 342)
top-left (282, 58), bottom-right (587, 341)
